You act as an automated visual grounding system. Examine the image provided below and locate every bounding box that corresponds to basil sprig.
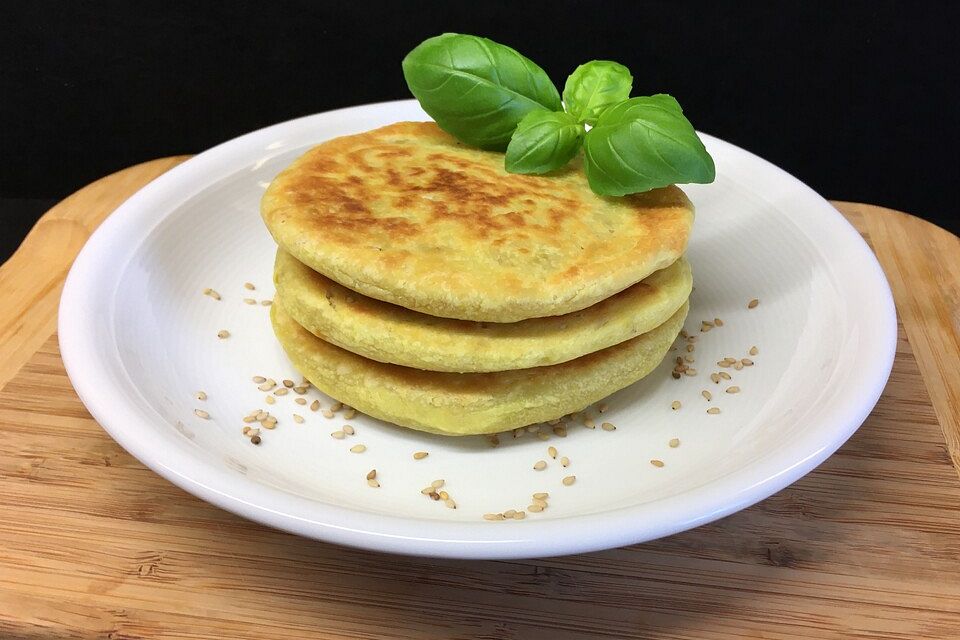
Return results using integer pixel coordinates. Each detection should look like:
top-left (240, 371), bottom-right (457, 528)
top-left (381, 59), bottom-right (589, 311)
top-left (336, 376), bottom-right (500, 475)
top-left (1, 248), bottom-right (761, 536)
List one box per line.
top-left (403, 34), bottom-right (715, 195)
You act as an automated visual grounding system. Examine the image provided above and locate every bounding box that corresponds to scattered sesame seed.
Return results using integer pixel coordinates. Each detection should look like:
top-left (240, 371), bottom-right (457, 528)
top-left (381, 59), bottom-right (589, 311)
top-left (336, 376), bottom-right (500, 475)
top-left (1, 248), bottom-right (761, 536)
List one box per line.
top-left (552, 425), bottom-right (568, 437)
top-left (533, 460), bottom-right (547, 471)
top-left (255, 410), bottom-right (268, 421)
top-left (293, 414), bottom-right (304, 423)
top-left (343, 408), bottom-right (357, 420)
top-left (244, 282), bottom-right (255, 290)
top-left (710, 373), bottom-right (721, 384)
top-left (274, 388), bottom-right (289, 396)
top-left (548, 446), bottom-right (558, 459)
top-left (252, 376), bottom-right (266, 384)
top-left (310, 399), bottom-right (321, 412)
top-left (562, 475), bottom-right (576, 486)
top-left (444, 499), bottom-right (457, 509)
top-left (686, 344), bottom-right (695, 353)
top-left (733, 361), bottom-right (744, 371)
top-left (718, 361), bottom-right (731, 368)
top-left (669, 438), bottom-right (680, 448)
top-left (700, 321), bottom-right (714, 332)
top-left (671, 400), bottom-right (681, 410)
top-left (483, 513), bottom-right (504, 521)
top-left (726, 386), bottom-right (741, 394)
top-left (560, 456), bottom-right (570, 467)
top-left (349, 444), bottom-right (366, 453)
top-left (601, 422), bottom-right (616, 431)
top-left (439, 490), bottom-right (449, 501)
top-left (195, 391), bottom-right (207, 401)
top-left (749, 346), bottom-right (759, 356)
top-left (217, 330), bottom-right (230, 339)
top-left (265, 396), bottom-right (275, 405)
top-left (707, 407), bottom-right (721, 415)
top-left (748, 298), bottom-right (759, 309)
top-left (526, 425), bottom-right (539, 434)
top-left (527, 504), bottom-right (544, 513)
top-left (367, 478), bottom-right (380, 488)
top-left (719, 371), bottom-right (732, 380)
top-left (431, 479), bottom-right (445, 489)
top-left (420, 487), bottom-right (435, 495)
top-left (680, 329), bottom-right (689, 338)
top-left (282, 379), bottom-right (294, 388)
top-left (241, 426), bottom-right (251, 435)
top-left (650, 459), bottom-right (665, 468)
top-left (242, 415), bottom-right (256, 423)
top-left (331, 431), bottom-right (345, 439)
top-left (295, 397), bottom-right (306, 405)
top-left (503, 509), bottom-right (517, 519)
top-left (597, 403), bottom-right (609, 413)
top-left (513, 510), bottom-right (525, 520)
top-left (741, 358), bottom-right (754, 367)
top-left (533, 492), bottom-right (549, 500)
top-left (243, 298), bottom-right (256, 305)
top-left (260, 299), bottom-right (273, 306)
top-left (684, 368), bottom-right (697, 376)
top-left (262, 417), bottom-right (277, 429)
top-left (257, 380), bottom-right (276, 392)
top-left (583, 417), bottom-right (595, 429)
top-left (672, 372), bottom-right (682, 379)
top-left (702, 390), bottom-right (712, 401)
top-left (688, 335), bottom-right (698, 343)
top-left (203, 288), bottom-right (222, 300)
top-left (413, 451), bottom-right (429, 460)
top-left (366, 469), bottom-right (377, 480)
top-left (250, 435), bottom-right (261, 445)
top-left (194, 409), bottom-right (210, 419)
top-left (330, 401), bottom-right (343, 412)
top-left (487, 434), bottom-right (500, 447)
top-left (322, 409), bottom-right (335, 419)
top-left (714, 318), bottom-right (724, 327)
top-left (342, 425), bottom-right (355, 436)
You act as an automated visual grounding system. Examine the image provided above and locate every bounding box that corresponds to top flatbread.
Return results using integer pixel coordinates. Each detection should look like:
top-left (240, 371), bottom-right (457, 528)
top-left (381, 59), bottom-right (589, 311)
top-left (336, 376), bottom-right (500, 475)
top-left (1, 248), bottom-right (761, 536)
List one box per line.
top-left (262, 122), bottom-right (693, 322)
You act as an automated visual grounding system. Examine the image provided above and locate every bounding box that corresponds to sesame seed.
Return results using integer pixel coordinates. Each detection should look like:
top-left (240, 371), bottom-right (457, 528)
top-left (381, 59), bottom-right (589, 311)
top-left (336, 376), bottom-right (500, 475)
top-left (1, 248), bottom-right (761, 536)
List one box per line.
top-left (349, 444), bottom-right (366, 453)
top-left (367, 478), bottom-right (380, 488)
top-left (310, 399), bottom-right (321, 412)
top-left (217, 329), bottom-right (230, 339)
top-left (533, 492), bottom-right (549, 500)
top-left (250, 435), bottom-right (261, 445)
top-left (527, 504), bottom-right (544, 513)
top-left (342, 425), bottom-right (355, 435)
top-left (548, 446), bottom-right (557, 459)
top-left (672, 372), bottom-right (681, 379)
top-left (718, 361), bottom-right (731, 368)
top-left (741, 358), bottom-right (754, 367)
top-left (194, 409), bottom-right (209, 419)
top-left (684, 368), bottom-right (697, 376)
top-left (560, 456), bottom-right (570, 467)
top-left (241, 426), bottom-right (251, 435)
top-left (255, 410), bottom-right (268, 421)
top-left (330, 402), bottom-right (343, 412)
top-left (261, 299), bottom-right (273, 306)
top-left (331, 431), bottom-right (345, 439)
top-left (437, 490), bottom-right (449, 501)
top-left (686, 344), bottom-right (695, 353)
top-left (243, 298), bottom-right (256, 305)
top-left (601, 422), bottom-right (616, 431)
top-left (598, 403), bottom-right (609, 413)
top-left (675, 356), bottom-right (683, 365)
top-left (533, 460), bottom-right (547, 471)
top-left (295, 397), bottom-right (306, 405)
top-left (680, 329), bottom-right (689, 338)
top-left (274, 388), bottom-right (288, 396)
top-left (719, 371), bottom-right (732, 380)
top-left (583, 417), bottom-right (595, 429)
top-left (282, 379), bottom-right (294, 388)
top-left (366, 469), bottom-right (377, 480)
top-left (262, 418), bottom-right (277, 429)
top-left (733, 362), bottom-right (744, 371)
top-left (252, 376), bottom-right (266, 384)
top-left (343, 408), bottom-right (357, 420)
top-left (714, 318), bottom-right (724, 327)
top-left (293, 414), bottom-right (304, 423)
top-left (292, 386), bottom-right (307, 395)
top-left (700, 321), bottom-right (714, 332)
top-left (707, 407), bottom-right (721, 415)
top-left (702, 390), bottom-right (712, 401)
top-left (244, 282), bottom-right (255, 290)
top-left (650, 459), bottom-right (665, 468)
top-left (671, 400), bottom-right (681, 410)
top-left (487, 434), bottom-right (500, 447)
top-left (710, 373), bottom-right (721, 384)
top-left (420, 487), bottom-right (435, 495)
top-left (726, 386), bottom-right (741, 394)
top-left (552, 425), bottom-right (568, 437)
top-left (513, 510), bottom-right (525, 520)
top-left (687, 335), bottom-right (698, 343)
top-left (531, 497), bottom-right (548, 508)
top-left (322, 409), bottom-right (335, 419)
top-left (526, 425), bottom-right (539, 434)
top-left (749, 346), bottom-right (759, 356)
top-left (669, 438), bottom-right (680, 448)
top-left (413, 451), bottom-right (428, 460)
top-left (195, 391), bottom-right (207, 401)
top-left (431, 479), bottom-right (445, 489)
top-left (483, 513), bottom-right (504, 521)
top-left (242, 415), bottom-right (256, 423)
top-left (265, 396), bottom-right (275, 405)
top-left (203, 288), bottom-right (222, 301)
top-left (444, 499), bottom-right (457, 509)
top-left (562, 475), bottom-right (576, 486)
top-left (257, 380), bottom-right (276, 392)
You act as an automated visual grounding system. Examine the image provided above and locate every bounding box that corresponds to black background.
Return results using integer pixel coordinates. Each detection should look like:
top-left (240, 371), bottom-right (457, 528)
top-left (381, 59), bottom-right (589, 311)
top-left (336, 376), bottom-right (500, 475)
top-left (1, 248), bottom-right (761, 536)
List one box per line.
top-left (3, 1), bottom-right (958, 262)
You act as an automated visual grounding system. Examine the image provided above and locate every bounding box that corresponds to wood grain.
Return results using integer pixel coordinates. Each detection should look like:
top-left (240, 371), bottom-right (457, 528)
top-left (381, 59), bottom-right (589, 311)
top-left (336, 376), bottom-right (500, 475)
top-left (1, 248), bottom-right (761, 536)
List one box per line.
top-left (1, 159), bottom-right (958, 639)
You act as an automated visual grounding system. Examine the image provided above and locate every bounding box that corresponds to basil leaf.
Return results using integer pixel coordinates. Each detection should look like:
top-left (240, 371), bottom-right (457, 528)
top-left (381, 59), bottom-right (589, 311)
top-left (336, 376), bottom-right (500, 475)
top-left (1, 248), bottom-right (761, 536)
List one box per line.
top-left (504, 110), bottom-right (584, 174)
top-left (402, 33), bottom-right (562, 150)
top-left (583, 94), bottom-right (715, 196)
top-left (563, 60), bottom-right (633, 125)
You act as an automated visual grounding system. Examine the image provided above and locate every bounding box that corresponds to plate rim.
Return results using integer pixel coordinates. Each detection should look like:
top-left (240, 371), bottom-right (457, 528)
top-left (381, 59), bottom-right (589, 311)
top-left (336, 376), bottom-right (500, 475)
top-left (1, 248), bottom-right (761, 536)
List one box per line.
top-left (58, 99), bottom-right (897, 559)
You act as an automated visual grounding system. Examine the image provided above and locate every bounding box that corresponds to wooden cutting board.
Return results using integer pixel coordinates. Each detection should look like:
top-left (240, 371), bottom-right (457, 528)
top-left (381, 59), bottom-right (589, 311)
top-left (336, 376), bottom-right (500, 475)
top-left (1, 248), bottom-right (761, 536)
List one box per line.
top-left (1, 158), bottom-right (958, 639)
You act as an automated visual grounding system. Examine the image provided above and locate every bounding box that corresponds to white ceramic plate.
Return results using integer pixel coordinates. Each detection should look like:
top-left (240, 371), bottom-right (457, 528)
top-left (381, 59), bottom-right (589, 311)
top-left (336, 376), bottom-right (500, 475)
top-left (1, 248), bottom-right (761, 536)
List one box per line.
top-left (59, 100), bottom-right (896, 559)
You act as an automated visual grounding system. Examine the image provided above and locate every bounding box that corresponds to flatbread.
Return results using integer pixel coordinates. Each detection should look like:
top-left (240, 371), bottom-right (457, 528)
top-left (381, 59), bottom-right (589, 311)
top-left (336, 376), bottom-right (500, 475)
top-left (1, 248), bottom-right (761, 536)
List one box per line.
top-left (275, 249), bottom-right (692, 372)
top-left (262, 121), bottom-right (693, 322)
